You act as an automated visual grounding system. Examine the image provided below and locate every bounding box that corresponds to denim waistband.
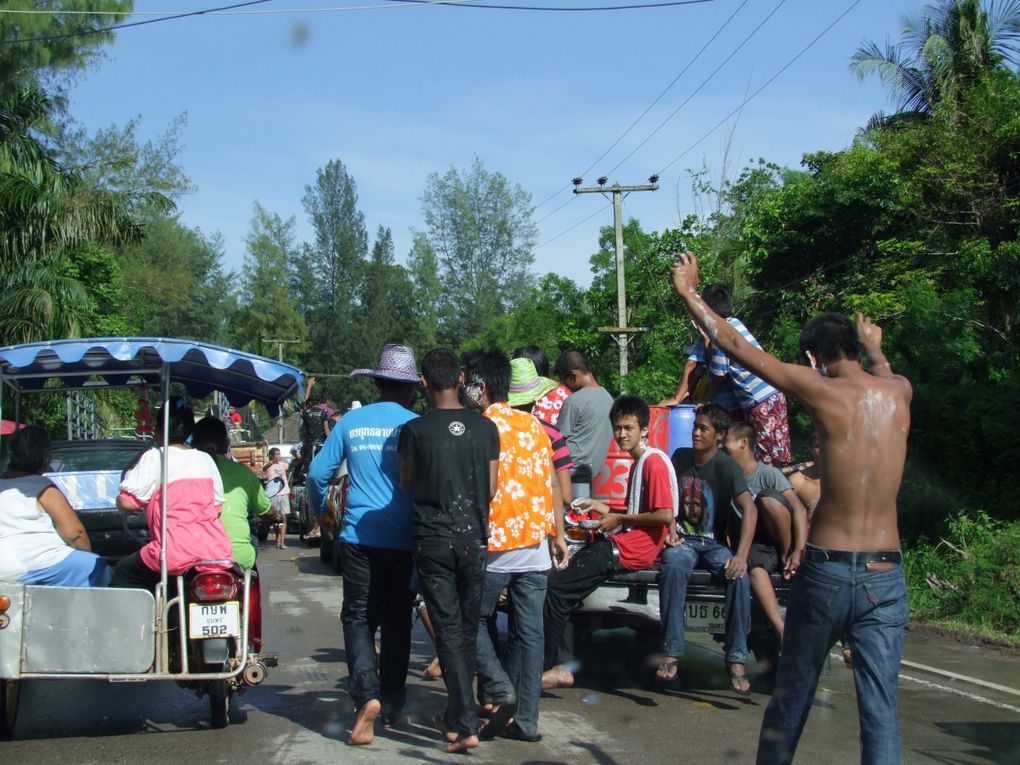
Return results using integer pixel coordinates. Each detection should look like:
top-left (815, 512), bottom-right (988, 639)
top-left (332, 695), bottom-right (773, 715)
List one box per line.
top-left (803, 544), bottom-right (902, 565)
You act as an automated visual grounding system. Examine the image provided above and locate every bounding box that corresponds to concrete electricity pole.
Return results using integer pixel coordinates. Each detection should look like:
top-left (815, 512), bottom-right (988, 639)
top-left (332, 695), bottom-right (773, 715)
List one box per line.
top-left (262, 337), bottom-right (300, 442)
top-left (572, 176), bottom-right (659, 381)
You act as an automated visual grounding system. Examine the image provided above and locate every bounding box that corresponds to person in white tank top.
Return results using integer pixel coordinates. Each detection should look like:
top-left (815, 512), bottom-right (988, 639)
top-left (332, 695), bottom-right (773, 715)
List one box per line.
top-left (0, 426), bottom-right (111, 587)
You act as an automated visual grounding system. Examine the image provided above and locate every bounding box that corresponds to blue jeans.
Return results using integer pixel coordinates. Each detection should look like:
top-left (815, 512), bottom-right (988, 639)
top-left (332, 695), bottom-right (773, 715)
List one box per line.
top-left (338, 541), bottom-right (414, 720)
top-left (659, 536), bottom-right (750, 664)
top-left (414, 536), bottom-right (488, 737)
top-left (476, 569), bottom-right (548, 738)
top-left (757, 556), bottom-right (907, 765)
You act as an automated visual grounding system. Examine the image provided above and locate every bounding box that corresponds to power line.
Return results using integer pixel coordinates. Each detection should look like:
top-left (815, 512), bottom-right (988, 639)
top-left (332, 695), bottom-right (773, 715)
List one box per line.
top-left (386, 0), bottom-right (717, 11)
top-left (656, 0), bottom-right (863, 176)
top-left (530, 0), bottom-right (739, 214)
top-left (0, 1), bottom-right (476, 18)
top-left (0, 0), bottom-right (275, 46)
top-left (534, 193), bottom-right (577, 225)
top-left (535, 202), bottom-right (611, 250)
top-left (577, 0), bottom-right (749, 181)
top-left (602, 0), bottom-right (788, 178)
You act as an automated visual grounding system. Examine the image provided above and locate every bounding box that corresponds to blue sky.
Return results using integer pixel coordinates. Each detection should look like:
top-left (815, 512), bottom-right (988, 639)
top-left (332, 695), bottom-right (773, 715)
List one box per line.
top-left (67, 0), bottom-right (922, 287)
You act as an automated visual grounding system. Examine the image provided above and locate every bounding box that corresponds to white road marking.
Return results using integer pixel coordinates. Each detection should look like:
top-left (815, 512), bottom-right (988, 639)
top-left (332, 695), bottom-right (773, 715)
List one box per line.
top-left (827, 651), bottom-right (1020, 714)
top-left (900, 658), bottom-right (1020, 698)
top-left (899, 673), bottom-right (1020, 715)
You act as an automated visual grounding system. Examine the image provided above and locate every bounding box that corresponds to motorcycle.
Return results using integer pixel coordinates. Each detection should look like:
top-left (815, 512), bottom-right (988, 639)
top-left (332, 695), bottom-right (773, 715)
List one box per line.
top-left (0, 338), bottom-right (303, 737)
top-left (171, 561), bottom-right (274, 728)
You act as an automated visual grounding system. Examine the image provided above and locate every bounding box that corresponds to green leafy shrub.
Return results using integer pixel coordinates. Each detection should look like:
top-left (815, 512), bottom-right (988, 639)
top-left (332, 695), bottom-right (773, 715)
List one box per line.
top-left (904, 511), bottom-right (1020, 637)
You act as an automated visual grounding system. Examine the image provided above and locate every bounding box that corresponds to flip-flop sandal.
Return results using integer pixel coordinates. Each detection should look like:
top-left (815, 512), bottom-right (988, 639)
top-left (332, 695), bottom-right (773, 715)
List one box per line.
top-left (656, 657), bottom-right (679, 681)
top-left (727, 662), bottom-right (751, 694)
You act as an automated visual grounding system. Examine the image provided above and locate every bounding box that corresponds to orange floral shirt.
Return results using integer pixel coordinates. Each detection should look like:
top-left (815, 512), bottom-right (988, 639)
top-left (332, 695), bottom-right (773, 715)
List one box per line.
top-left (484, 401), bottom-right (555, 552)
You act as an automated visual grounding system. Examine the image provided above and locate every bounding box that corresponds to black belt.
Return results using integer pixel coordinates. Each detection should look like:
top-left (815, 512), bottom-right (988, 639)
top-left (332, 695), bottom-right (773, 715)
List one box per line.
top-left (803, 545), bottom-right (902, 565)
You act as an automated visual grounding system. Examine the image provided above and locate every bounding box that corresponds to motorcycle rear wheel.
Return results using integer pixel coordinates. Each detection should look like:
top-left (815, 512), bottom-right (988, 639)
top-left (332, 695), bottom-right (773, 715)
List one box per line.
top-left (208, 679), bottom-right (229, 729)
top-left (0, 678), bottom-right (20, 739)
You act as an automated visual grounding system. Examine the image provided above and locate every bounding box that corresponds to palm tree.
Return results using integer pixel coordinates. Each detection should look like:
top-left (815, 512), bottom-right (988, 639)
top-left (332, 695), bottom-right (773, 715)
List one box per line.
top-left (0, 88), bottom-right (171, 343)
top-left (850, 0), bottom-right (1020, 115)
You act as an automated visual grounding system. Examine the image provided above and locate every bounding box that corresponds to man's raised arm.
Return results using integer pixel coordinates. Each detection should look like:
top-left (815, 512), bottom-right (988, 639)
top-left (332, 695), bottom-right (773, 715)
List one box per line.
top-left (669, 253), bottom-right (825, 407)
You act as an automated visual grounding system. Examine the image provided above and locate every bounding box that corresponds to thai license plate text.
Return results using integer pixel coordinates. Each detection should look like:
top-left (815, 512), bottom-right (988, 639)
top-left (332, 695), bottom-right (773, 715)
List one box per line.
top-left (188, 602), bottom-right (240, 639)
top-left (685, 602), bottom-right (726, 632)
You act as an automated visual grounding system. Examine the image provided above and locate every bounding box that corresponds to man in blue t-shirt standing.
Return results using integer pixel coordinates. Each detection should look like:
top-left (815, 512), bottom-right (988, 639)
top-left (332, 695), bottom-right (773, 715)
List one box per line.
top-left (307, 344), bottom-right (420, 746)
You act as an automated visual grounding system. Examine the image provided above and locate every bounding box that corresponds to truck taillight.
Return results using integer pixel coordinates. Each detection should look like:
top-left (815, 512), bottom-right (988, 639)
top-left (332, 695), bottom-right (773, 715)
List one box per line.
top-left (189, 572), bottom-right (239, 602)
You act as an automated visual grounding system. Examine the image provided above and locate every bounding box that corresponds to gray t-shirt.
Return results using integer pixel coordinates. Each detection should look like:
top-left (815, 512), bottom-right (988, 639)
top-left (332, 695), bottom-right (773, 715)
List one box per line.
top-left (557, 385), bottom-right (614, 484)
top-left (744, 463), bottom-right (793, 499)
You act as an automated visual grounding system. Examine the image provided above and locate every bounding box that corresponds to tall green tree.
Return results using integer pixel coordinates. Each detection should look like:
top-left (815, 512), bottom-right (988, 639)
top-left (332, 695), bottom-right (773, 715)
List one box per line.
top-left (298, 159), bottom-right (369, 385)
top-left (405, 231), bottom-right (441, 352)
top-left (0, 88), bottom-right (160, 344)
top-left (229, 202), bottom-right (308, 358)
top-left (421, 157), bottom-right (537, 345)
top-left (0, 1), bottom-right (133, 113)
top-left (58, 113), bottom-right (195, 205)
top-left (117, 214), bottom-right (231, 342)
top-left (850, 0), bottom-right (1020, 116)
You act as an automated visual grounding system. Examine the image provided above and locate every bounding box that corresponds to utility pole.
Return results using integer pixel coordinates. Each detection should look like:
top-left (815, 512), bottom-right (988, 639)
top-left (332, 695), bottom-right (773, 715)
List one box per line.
top-left (572, 176), bottom-right (659, 381)
top-left (262, 337), bottom-right (300, 443)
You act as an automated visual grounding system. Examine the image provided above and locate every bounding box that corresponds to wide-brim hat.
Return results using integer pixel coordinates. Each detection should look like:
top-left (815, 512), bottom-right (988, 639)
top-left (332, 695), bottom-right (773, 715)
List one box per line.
top-left (508, 358), bottom-right (558, 407)
top-left (350, 344), bottom-right (420, 384)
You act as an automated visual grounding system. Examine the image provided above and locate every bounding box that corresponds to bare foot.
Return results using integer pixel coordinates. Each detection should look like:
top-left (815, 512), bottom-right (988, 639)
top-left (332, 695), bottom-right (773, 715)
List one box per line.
top-left (541, 665), bottom-right (575, 690)
top-left (443, 734), bottom-right (479, 753)
top-left (422, 656), bottom-right (442, 680)
top-left (433, 715), bottom-right (458, 743)
top-left (727, 662), bottom-right (751, 694)
top-left (656, 657), bottom-right (679, 681)
top-left (348, 699), bottom-right (381, 745)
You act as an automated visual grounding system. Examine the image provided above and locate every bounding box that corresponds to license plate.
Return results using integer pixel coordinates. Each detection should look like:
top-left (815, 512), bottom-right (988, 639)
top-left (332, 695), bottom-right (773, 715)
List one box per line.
top-left (188, 602), bottom-right (241, 639)
top-left (685, 602), bottom-right (726, 632)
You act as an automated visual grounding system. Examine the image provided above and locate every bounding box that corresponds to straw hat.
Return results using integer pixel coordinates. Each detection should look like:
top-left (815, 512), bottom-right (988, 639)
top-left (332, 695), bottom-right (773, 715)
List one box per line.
top-left (349, 344), bottom-right (419, 383)
top-left (508, 358), bottom-right (558, 407)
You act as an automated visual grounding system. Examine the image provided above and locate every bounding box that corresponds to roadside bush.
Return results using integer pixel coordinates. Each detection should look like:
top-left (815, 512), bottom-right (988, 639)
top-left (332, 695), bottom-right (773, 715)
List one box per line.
top-left (904, 511), bottom-right (1020, 637)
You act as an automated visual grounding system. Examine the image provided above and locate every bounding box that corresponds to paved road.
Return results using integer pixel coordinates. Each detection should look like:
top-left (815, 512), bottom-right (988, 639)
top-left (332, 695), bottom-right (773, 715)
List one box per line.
top-left (5, 543), bottom-right (1020, 764)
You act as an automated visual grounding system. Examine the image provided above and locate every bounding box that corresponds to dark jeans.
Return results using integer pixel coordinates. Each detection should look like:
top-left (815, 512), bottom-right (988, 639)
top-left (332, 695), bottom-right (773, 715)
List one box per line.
top-left (111, 550), bottom-right (161, 590)
top-left (339, 541), bottom-right (414, 718)
top-left (757, 555), bottom-right (907, 765)
top-left (542, 539), bottom-right (617, 669)
top-left (414, 536), bottom-right (487, 737)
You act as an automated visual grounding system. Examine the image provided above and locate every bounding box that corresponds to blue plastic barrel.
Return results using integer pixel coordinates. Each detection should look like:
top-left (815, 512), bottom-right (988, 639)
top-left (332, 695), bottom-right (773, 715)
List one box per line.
top-left (667, 404), bottom-right (696, 456)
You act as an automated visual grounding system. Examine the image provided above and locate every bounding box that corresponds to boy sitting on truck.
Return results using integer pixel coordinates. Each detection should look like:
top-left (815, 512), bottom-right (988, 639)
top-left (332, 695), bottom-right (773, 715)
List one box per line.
top-left (541, 395), bottom-right (678, 690)
top-left (722, 422), bottom-right (808, 641)
top-left (659, 404), bottom-right (758, 692)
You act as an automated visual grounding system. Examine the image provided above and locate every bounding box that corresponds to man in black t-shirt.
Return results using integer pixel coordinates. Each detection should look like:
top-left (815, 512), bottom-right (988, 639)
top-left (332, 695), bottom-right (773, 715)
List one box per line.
top-left (658, 404), bottom-right (758, 694)
top-left (398, 348), bottom-right (500, 754)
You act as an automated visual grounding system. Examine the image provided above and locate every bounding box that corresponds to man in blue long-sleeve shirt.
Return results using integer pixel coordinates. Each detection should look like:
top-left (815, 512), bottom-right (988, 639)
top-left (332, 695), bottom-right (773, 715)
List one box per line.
top-left (307, 344), bottom-right (420, 746)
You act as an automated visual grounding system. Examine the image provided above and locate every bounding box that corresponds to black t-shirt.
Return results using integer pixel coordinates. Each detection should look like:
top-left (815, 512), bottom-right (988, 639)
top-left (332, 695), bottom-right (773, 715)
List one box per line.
top-left (670, 448), bottom-right (749, 542)
top-left (397, 408), bottom-right (500, 542)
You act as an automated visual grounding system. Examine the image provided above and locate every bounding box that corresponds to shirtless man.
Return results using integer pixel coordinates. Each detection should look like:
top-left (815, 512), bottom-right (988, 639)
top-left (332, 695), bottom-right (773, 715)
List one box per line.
top-left (670, 253), bottom-right (912, 765)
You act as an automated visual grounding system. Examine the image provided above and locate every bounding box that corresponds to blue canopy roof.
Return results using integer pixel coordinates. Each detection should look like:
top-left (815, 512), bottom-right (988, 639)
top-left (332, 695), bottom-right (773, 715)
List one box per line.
top-left (0, 338), bottom-right (304, 417)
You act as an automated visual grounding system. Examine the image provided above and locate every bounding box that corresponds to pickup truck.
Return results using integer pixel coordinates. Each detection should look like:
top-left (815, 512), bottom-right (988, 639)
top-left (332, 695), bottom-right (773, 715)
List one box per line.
top-left (569, 405), bottom-right (788, 674)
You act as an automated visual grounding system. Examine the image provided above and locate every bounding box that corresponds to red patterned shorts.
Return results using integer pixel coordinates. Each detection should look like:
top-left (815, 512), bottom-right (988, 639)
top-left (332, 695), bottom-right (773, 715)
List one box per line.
top-left (748, 392), bottom-right (792, 465)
